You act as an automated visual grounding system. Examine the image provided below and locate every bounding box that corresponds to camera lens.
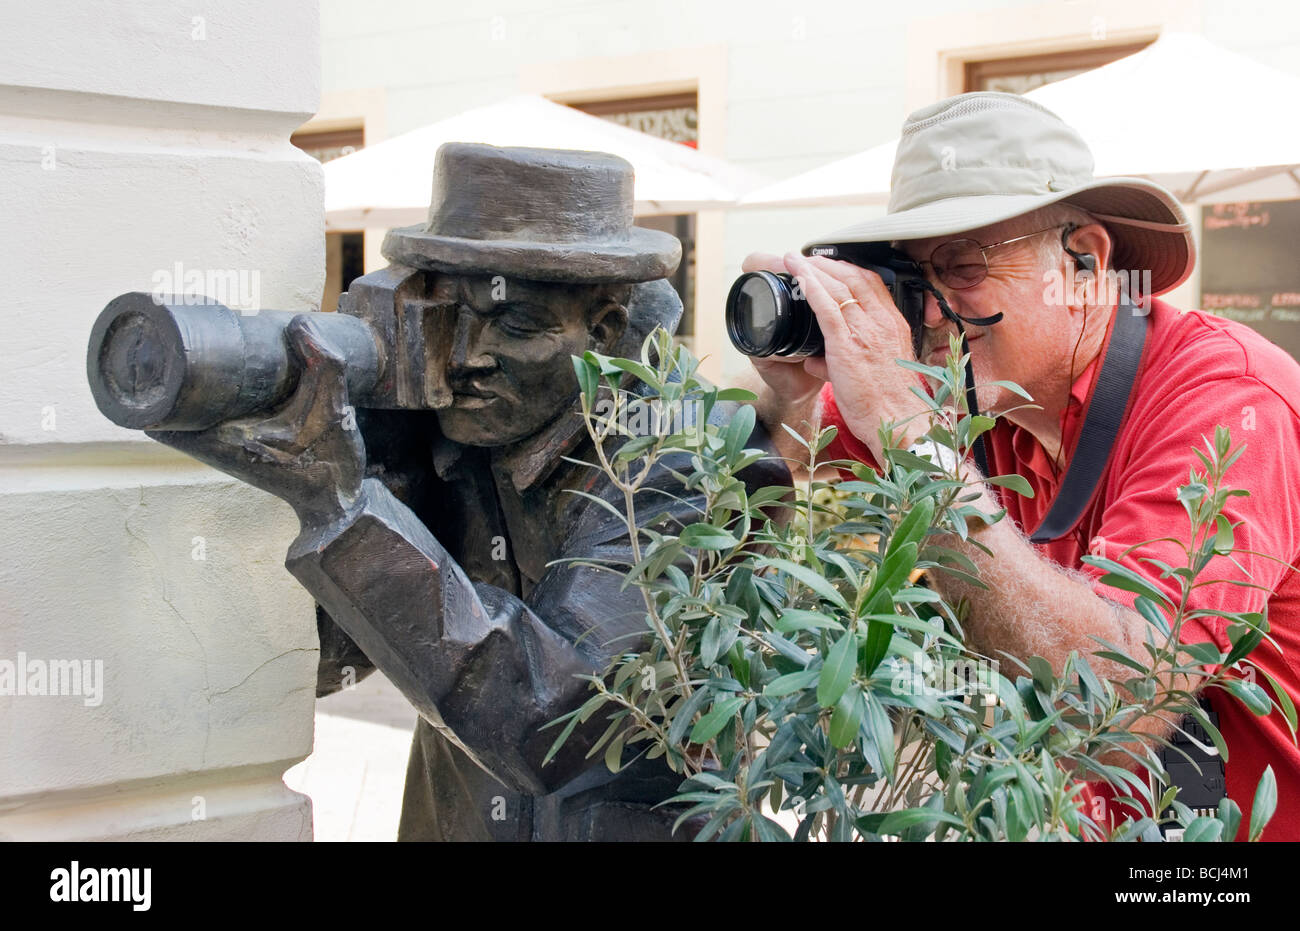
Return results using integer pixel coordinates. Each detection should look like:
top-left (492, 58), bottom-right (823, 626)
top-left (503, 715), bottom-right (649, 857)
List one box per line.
top-left (736, 276), bottom-right (777, 347)
top-left (725, 271), bottom-right (824, 358)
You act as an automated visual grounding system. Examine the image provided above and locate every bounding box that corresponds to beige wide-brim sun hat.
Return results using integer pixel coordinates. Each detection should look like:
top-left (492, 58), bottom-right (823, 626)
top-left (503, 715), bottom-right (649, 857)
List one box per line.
top-left (809, 92), bottom-right (1196, 296)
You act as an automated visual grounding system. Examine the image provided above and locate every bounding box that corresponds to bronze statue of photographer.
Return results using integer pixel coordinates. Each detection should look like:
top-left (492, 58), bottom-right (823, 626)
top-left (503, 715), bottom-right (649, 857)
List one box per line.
top-left (88, 143), bottom-right (785, 841)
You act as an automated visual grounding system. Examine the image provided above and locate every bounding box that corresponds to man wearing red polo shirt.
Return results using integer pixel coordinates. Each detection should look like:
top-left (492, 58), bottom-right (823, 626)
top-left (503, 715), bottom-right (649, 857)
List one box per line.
top-left (742, 92), bottom-right (1300, 840)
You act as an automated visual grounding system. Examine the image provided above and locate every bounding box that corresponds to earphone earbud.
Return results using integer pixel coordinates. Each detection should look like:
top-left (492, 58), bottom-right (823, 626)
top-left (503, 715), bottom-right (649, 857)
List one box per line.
top-left (1061, 223), bottom-right (1097, 276)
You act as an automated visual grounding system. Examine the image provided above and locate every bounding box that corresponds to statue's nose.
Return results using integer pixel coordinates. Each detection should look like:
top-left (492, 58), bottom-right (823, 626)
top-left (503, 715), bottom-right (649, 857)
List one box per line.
top-left (448, 306), bottom-right (496, 373)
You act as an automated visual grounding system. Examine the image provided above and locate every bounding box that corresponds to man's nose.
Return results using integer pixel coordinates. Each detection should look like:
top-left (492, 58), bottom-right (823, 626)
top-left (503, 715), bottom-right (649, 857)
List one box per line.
top-left (922, 288), bottom-right (949, 329)
top-left (448, 307), bottom-right (495, 373)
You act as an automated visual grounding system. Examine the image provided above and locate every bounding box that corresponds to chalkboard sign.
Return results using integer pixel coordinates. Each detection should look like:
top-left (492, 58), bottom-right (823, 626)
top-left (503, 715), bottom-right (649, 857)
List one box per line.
top-left (1200, 200), bottom-right (1300, 362)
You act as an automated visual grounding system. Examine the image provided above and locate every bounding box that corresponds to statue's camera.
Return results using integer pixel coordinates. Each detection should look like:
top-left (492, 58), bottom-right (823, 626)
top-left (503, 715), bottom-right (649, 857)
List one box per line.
top-left (724, 243), bottom-right (929, 358)
top-left (86, 266), bottom-right (449, 432)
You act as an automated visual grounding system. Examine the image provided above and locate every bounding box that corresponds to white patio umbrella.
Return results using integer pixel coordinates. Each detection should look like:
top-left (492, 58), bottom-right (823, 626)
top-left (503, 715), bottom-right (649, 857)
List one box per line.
top-left (324, 94), bottom-right (766, 230)
top-left (739, 32), bottom-right (1300, 208)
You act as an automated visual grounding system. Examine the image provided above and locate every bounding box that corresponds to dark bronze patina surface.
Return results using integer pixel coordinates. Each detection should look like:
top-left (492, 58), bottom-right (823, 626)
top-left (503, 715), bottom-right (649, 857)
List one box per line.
top-left (88, 143), bottom-right (788, 840)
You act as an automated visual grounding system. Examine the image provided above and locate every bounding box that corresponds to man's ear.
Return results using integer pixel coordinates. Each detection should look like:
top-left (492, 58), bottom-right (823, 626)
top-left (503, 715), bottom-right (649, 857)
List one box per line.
top-left (587, 299), bottom-right (629, 353)
top-left (1064, 222), bottom-right (1113, 311)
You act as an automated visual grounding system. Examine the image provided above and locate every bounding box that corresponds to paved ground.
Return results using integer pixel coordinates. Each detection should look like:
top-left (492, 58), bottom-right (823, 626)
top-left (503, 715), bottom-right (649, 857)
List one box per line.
top-left (283, 673), bottom-right (416, 842)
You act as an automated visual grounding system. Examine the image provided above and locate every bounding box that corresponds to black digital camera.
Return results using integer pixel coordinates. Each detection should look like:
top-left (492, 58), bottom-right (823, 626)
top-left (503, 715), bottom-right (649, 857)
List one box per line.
top-left (724, 242), bottom-right (929, 359)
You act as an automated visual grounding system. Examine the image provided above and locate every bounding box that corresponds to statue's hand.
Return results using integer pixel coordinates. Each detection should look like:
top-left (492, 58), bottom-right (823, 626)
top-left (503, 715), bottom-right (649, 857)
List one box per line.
top-left (148, 314), bottom-right (366, 530)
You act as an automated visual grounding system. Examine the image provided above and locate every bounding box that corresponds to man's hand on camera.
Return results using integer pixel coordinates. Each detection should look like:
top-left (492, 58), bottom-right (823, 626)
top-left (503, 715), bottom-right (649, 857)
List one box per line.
top-left (782, 251), bottom-right (930, 462)
top-left (147, 314), bottom-right (367, 531)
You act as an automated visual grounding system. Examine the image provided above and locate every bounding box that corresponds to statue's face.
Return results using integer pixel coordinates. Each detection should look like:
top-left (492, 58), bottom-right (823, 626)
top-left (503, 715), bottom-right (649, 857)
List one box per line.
top-left (432, 274), bottom-right (627, 447)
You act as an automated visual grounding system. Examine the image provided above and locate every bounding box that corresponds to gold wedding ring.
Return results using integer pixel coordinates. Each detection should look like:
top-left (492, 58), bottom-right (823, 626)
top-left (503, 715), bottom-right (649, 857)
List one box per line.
top-left (838, 298), bottom-right (860, 310)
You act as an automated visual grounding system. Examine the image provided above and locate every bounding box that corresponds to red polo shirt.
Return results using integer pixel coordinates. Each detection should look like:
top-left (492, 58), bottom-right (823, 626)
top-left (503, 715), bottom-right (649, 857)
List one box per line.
top-left (819, 297), bottom-right (1300, 840)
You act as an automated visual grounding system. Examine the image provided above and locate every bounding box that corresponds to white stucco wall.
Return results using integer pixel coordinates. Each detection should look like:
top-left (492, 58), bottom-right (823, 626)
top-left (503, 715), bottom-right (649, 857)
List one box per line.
top-left (0, 0), bottom-right (324, 840)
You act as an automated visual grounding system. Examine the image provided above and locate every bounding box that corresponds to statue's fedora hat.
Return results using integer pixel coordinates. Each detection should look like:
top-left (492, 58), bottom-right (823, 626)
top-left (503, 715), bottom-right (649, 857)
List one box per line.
top-left (382, 142), bottom-right (682, 283)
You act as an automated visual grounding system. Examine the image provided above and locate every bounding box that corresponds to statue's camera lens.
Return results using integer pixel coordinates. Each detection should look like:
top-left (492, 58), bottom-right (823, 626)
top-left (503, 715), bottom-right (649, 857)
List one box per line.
top-left (725, 271), bottom-right (824, 358)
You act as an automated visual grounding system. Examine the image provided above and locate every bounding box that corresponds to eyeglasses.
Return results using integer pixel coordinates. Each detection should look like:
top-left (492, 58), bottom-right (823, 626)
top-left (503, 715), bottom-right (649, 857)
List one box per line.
top-left (916, 225), bottom-right (1063, 290)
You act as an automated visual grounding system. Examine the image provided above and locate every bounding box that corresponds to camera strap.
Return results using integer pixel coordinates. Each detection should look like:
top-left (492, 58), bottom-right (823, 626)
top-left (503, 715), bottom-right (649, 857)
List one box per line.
top-left (1030, 288), bottom-right (1148, 543)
